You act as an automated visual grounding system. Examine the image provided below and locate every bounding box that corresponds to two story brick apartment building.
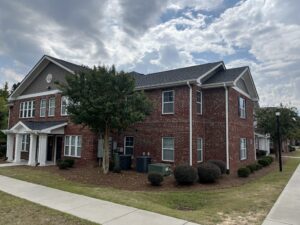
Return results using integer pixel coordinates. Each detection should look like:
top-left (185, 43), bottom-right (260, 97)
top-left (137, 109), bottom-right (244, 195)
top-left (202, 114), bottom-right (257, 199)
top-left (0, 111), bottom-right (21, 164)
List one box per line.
top-left (2, 55), bottom-right (259, 172)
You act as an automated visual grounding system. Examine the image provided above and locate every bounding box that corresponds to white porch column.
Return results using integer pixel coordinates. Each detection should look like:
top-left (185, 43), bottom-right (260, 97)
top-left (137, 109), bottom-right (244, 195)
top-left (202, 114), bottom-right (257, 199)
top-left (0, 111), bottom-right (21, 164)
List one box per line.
top-left (14, 134), bottom-right (22, 163)
top-left (38, 134), bottom-right (47, 166)
top-left (28, 134), bottom-right (37, 166)
top-left (6, 133), bottom-right (14, 161)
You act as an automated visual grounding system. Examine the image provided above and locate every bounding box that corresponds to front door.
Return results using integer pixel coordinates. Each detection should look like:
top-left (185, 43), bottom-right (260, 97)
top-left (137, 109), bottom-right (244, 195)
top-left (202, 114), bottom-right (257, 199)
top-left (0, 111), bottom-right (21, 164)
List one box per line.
top-left (47, 136), bottom-right (54, 161)
top-left (56, 136), bottom-right (63, 161)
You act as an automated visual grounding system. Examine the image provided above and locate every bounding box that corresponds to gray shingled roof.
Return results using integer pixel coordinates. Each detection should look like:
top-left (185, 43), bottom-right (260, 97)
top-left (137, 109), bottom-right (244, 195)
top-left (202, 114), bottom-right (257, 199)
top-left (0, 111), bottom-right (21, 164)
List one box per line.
top-left (134, 62), bottom-right (222, 87)
top-left (23, 121), bottom-right (67, 130)
top-left (46, 55), bottom-right (89, 73)
top-left (202, 67), bottom-right (248, 85)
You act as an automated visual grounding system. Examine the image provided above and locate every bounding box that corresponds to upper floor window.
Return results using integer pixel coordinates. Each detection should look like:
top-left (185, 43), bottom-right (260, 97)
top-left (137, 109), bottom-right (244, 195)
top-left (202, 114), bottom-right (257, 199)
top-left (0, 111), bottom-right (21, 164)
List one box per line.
top-left (40, 99), bottom-right (46, 117)
top-left (48, 97), bottom-right (55, 116)
top-left (239, 97), bottom-right (246, 119)
top-left (61, 96), bottom-right (69, 116)
top-left (162, 90), bottom-right (174, 114)
top-left (197, 138), bottom-right (203, 162)
top-left (162, 137), bottom-right (174, 161)
top-left (240, 138), bottom-right (247, 160)
top-left (196, 91), bottom-right (202, 114)
top-left (21, 134), bottom-right (30, 152)
top-left (64, 135), bottom-right (81, 157)
top-left (19, 100), bottom-right (35, 118)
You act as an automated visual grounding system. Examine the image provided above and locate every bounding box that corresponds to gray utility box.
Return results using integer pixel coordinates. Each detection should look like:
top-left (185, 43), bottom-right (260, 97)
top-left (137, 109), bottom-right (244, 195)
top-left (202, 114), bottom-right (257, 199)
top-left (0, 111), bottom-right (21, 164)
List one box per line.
top-left (148, 163), bottom-right (171, 176)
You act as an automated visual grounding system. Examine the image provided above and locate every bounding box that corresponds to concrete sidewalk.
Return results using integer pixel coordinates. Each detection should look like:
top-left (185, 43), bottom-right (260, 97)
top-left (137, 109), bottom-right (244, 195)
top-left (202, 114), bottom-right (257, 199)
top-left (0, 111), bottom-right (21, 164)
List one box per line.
top-left (263, 164), bottom-right (300, 225)
top-left (0, 175), bottom-right (198, 225)
top-left (0, 161), bottom-right (27, 167)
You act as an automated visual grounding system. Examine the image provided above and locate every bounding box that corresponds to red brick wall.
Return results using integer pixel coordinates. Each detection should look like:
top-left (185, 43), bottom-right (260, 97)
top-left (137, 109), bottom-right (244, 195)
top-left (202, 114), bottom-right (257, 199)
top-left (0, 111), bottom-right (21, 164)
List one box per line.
top-left (228, 88), bottom-right (255, 172)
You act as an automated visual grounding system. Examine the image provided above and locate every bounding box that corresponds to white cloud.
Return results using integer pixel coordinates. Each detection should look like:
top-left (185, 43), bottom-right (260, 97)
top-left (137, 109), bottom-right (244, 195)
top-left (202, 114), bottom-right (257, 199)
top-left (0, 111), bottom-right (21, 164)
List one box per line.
top-left (0, 67), bottom-right (23, 88)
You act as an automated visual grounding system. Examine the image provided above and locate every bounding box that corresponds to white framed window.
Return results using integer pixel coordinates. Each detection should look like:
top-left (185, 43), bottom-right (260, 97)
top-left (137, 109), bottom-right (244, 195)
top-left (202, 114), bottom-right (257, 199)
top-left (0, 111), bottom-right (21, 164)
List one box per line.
top-left (162, 137), bottom-right (174, 161)
top-left (196, 91), bottom-right (202, 114)
top-left (40, 99), bottom-right (46, 117)
top-left (48, 97), bottom-right (55, 116)
top-left (21, 134), bottom-right (30, 152)
top-left (197, 138), bottom-right (203, 162)
top-left (239, 97), bottom-right (246, 119)
top-left (124, 136), bottom-right (134, 155)
top-left (64, 135), bottom-right (81, 157)
top-left (61, 96), bottom-right (69, 116)
top-left (19, 100), bottom-right (35, 118)
top-left (162, 90), bottom-right (174, 114)
top-left (240, 138), bottom-right (247, 160)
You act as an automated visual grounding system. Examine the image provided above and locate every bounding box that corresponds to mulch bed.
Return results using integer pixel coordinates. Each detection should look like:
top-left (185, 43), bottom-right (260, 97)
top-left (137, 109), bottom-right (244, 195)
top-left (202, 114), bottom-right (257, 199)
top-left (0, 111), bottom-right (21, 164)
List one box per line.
top-left (0, 158), bottom-right (9, 164)
top-left (24, 160), bottom-right (281, 192)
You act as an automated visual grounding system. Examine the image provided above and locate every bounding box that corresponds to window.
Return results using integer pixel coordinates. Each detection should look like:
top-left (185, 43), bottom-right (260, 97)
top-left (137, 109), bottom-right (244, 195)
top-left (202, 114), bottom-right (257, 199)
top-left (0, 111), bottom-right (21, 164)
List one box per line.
top-left (61, 96), bottom-right (69, 116)
top-left (196, 91), bottom-right (202, 114)
top-left (162, 90), bottom-right (174, 114)
top-left (64, 135), bottom-right (81, 157)
top-left (240, 138), bottom-right (247, 160)
top-left (19, 100), bottom-right (35, 118)
top-left (162, 137), bottom-right (174, 161)
top-left (40, 99), bottom-right (46, 117)
top-left (239, 97), bottom-right (246, 118)
top-left (124, 136), bottom-right (134, 155)
top-left (21, 134), bottom-right (30, 152)
top-left (48, 97), bottom-right (55, 116)
top-left (197, 138), bottom-right (203, 162)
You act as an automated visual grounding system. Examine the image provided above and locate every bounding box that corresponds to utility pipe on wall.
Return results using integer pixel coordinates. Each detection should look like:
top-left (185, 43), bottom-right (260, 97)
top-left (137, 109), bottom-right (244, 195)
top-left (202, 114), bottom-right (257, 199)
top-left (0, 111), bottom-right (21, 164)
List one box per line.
top-left (224, 83), bottom-right (230, 172)
top-left (187, 81), bottom-right (193, 166)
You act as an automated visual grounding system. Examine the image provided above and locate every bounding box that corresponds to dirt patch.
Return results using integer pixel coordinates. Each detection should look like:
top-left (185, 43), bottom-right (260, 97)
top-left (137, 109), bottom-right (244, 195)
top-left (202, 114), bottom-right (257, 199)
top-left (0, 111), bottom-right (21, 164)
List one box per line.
top-left (23, 161), bottom-right (279, 191)
top-left (0, 158), bottom-right (9, 164)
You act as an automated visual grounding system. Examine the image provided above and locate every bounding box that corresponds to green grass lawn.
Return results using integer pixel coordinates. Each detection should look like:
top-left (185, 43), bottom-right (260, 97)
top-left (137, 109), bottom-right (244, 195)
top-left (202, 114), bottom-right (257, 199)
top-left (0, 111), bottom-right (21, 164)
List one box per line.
top-left (0, 191), bottom-right (98, 225)
top-left (290, 149), bottom-right (300, 157)
top-left (0, 158), bottom-right (299, 225)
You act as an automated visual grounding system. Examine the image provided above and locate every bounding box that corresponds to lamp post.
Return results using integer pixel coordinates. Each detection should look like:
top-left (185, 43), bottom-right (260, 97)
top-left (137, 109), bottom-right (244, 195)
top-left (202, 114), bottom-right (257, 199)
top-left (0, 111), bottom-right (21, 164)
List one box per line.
top-left (275, 112), bottom-right (282, 172)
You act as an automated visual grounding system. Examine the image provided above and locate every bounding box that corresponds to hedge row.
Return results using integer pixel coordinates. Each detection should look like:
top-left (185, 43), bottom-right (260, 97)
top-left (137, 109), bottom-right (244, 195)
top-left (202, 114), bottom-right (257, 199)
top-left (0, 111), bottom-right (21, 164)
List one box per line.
top-left (237, 156), bottom-right (273, 178)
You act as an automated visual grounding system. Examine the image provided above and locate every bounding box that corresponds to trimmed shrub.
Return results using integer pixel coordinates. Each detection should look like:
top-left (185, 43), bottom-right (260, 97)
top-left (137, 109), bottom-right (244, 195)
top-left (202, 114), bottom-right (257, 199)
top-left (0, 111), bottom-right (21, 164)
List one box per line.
top-left (257, 150), bottom-right (267, 157)
top-left (64, 159), bottom-right (75, 168)
top-left (174, 165), bottom-right (198, 185)
top-left (197, 162), bottom-right (221, 183)
top-left (258, 158), bottom-right (270, 167)
top-left (263, 156), bottom-right (273, 164)
top-left (208, 160), bottom-right (226, 174)
top-left (57, 160), bottom-right (69, 170)
top-left (255, 163), bottom-right (263, 170)
top-left (237, 167), bottom-right (251, 177)
top-left (148, 173), bottom-right (163, 186)
top-left (246, 164), bottom-right (256, 173)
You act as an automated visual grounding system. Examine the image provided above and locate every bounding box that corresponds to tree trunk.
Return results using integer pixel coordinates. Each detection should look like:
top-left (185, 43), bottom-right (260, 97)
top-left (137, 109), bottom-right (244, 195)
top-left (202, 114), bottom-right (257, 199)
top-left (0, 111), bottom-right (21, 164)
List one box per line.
top-left (102, 125), bottom-right (110, 174)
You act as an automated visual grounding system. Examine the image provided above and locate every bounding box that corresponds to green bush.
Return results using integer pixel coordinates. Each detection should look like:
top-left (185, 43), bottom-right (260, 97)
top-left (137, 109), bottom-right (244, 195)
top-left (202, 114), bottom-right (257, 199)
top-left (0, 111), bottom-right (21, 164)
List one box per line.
top-left (0, 145), bottom-right (6, 158)
top-left (208, 160), bottom-right (226, 174)
top-left (257, 158), bottom-right (270, 167)
top-left (148, 173), bottom-right (163, 186)
top-left (254, 163), bottom-right (263, 170)
top-left (64, 159), bottom-right (75, 168)
top-left (174, 165), bottom-right (198, 185)
top-left (197, 162), bottom-right (221, 183)
top-left (57, 160), bottom-right (69, 170)
top-left (237, 167), bottom-right (251, 177)
top-left (263, 156), bottom-right (273, 164)
top-left (246, 164), bottom-right (256, 173)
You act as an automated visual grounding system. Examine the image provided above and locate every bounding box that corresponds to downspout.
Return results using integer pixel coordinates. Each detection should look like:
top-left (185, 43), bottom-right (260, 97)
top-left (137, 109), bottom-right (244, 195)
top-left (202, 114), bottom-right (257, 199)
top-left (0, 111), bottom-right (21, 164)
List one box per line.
top-left (187, 81), bottom-right (193, 166)
top-left (224, 83), bottom-right (230, 172)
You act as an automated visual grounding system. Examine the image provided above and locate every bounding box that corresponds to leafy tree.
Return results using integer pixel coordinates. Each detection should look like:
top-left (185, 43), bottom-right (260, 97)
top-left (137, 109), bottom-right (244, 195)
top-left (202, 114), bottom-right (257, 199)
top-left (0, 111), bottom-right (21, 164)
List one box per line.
top-left (256, 105), bottom-right (300, 156)
top-left (59, 65), bottom-right (152, 174)
top-left (0, 82), bottom-right (9, 142)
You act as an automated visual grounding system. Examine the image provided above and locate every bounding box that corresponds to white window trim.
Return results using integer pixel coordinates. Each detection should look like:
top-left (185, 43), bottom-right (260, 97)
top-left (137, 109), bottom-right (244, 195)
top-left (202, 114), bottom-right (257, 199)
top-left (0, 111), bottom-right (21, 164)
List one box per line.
top-left (196, 90), bottom-right (202, 115)
top-left (61, 96), bottom-right (69, 116)
top-left (48, 97), bottom-right (55, 117)
top-left (162, 90), bottom-right (175, 115)
top-left (162, 137), bottom-right (175, 162)
top-left (239, 97), bottom-right (246, 119)
top-left (19, 100), bottom-right (35, 118)
top-left (64, 135), bottom-right (82, 158)
top-left (40, 99), bottom-right (46, 117)
top-left (124, 136), bottom-right (134, 155)
top-left (197, 138), bottom-right (203, 162)
top-left (240, 138), bottom-right (247, 160)
top-left (21, 134), bottom-right (30, 152)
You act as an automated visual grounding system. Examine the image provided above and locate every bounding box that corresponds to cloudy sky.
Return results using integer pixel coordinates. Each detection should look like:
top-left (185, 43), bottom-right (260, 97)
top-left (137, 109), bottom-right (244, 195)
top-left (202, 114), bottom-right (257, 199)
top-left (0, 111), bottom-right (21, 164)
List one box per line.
top-left (0, 0), bottom-right (299, 110)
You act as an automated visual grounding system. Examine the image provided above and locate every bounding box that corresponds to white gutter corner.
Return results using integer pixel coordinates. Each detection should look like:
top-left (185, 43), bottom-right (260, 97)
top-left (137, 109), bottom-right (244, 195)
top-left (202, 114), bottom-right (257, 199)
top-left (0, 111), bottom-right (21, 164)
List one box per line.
top-left (187, 81), bottom-right (193, 166)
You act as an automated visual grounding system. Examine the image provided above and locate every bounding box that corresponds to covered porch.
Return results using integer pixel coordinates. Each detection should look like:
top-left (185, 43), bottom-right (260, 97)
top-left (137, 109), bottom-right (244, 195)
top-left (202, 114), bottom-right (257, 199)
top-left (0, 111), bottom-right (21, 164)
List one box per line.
top-left (2, 121), bottom-right (67, 166)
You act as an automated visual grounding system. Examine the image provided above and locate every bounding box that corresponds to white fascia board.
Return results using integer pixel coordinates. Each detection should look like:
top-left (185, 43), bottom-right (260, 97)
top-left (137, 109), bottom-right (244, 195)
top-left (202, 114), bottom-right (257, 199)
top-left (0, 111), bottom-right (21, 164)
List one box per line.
top-left (232, 86), bottom-right (252, 99)
top-left (196, 62), bottom-right (225, 84)
top-left (9, 90), bottom-right (62, 101)
top-left (41, 122), bottom-right (68, 133)
top-left (10, 121), bottom-right (31, 132)
top-left (200, 81), bottom-right (233, 88)
top-left (45, 56), bottom-right (75, 75)
top-left (233, 67), bottom-right (249, 86)
top-left (135, 79), bottom-right (196, 90)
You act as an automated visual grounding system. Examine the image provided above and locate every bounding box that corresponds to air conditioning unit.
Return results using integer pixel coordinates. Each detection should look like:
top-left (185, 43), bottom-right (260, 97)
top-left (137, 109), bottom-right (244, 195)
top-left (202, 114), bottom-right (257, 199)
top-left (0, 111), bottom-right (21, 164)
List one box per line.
top-left (148, 163), bottom-right (171, 176)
